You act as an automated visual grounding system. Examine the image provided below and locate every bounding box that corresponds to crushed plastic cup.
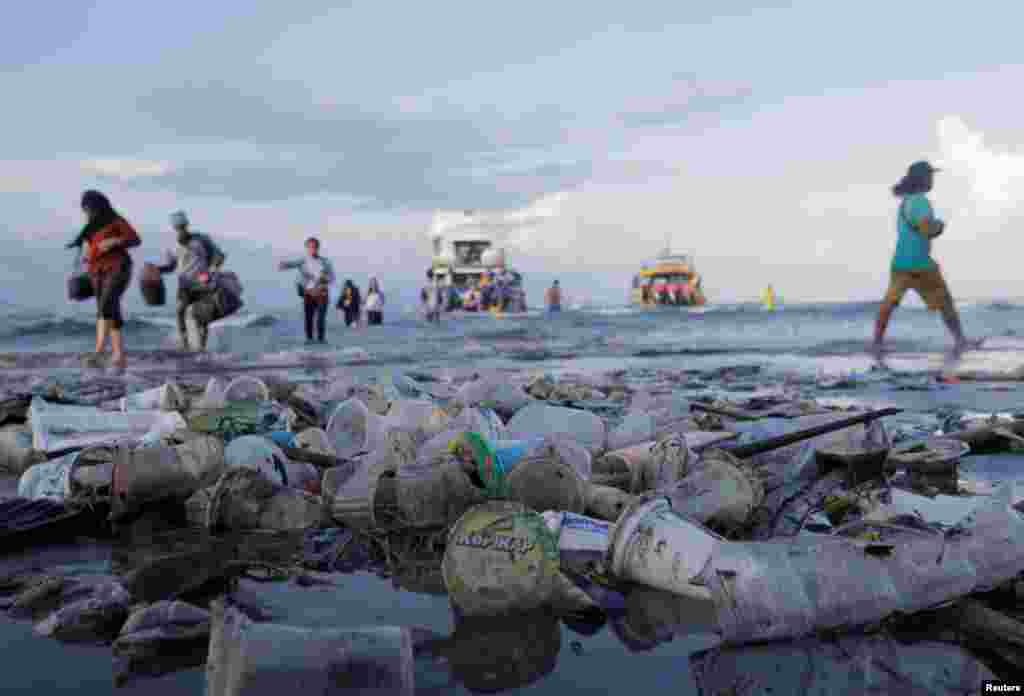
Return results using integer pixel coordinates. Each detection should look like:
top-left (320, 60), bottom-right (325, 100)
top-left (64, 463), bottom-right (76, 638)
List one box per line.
top-left (607, 413), bottom-right (656, 451)
top-left (120, 383), bottom-right (186, 412)
top-left (667, 450), bottom-right (764, 530)
top-left (326, 398), bottom-right (387, 459)
top-left (292, 427), bottom-right (336, 457)
top-left (395, 453), bottom-right (486, 528)
top-left (442, 501), bottom-right (561, 616)
top-left (30, 397), bottom-right (187, 453)
top-left (584, 483), bottom-right (636, 522)
top-left (0, 424), bottom-right (45, 474)
top-left (17, 452), bottom-right (79, 501)
top-left (606, 497), bottom-right (723, 602)
top-left (206, 600), bottom-right (414, 696)
top-left (111, 436), bottom-right (226, 517)
top-left (505, 403), bottom-right (607, 454)
top-left (223, 436), bottom-right (291, 487)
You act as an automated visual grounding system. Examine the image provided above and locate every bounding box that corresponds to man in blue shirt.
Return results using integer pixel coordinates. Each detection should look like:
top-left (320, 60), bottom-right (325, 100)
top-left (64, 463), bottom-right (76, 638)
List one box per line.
top-left (872, 161), bottom-right (976, 356)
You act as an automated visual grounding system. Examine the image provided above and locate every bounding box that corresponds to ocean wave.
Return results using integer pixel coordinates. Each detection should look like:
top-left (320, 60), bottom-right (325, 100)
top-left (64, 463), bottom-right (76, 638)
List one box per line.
top-left (3, 311), bottom-right (280, 341)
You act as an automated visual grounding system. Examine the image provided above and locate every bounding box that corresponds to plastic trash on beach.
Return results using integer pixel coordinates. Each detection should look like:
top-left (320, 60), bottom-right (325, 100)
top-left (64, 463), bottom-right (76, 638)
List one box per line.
top-left (291, 427), bottom-right (336, 457)
top-left (394, 452), bottom-right (486, 529)
top-left (542, 511), bottom-right (613, 575)
top-left (326, 398), bottom-right (388, 459)
top-left (193, 377), bottom-right (229, 410)
top-left (205, 600), bottom-right (415, 696)
top-left (119, 383), bottom-right (186, 412)
top-left (322, 431), bottom-right (418, 529)
top-left (222, 376), bottom-right (270, 403)
top-left (694, 484), bottom-right (1024, 647)
top-left (605, 497), bottom-right (724, 602)
top-left (30, 397), bottom-right (187, 453)
top-left (666, 448), bottom-right (765, 532)
top-left (606, 413), bottom-right (656, 452)
top-left (206, 468), bottom-right (323, 532)
top-left (453, 378), bottom-right (531, 417)
top-left (113, 601), bottom-right (210, 687)
top-left (33, 579), bottom-right (131, 643)
top-left (385, 399), bottom-right (449, 436)
top-left (0, 424), bottom-right (45, 475)
top-left (110, 437), bottom-right (226, 519)
top-left (505, 403), bottom-right (607, 454)
top-left (17, 452), bottom-right (81, 501)
top-left (223, 436), bottom-right (293, 487)
top-left (442, 501), bottom-right (561, 616)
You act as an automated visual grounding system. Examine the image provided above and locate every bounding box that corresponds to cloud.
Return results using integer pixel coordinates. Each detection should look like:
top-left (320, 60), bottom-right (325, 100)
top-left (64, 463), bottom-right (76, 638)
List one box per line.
top-left (81, 158), bottom-right (175, 181)
top-left (936, 114), bottom-right (1024, 220)
top-left (429, 193), bottom-right (570, 251)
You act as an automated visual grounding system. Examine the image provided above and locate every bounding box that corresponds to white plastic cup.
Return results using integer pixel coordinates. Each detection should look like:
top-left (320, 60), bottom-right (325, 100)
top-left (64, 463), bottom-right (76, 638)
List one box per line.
top-left (224, 435), bottom-right (290, 487)
top-left (326, 398), bottom-right (387, 459)
top-left (606, 497), bottom-right (722, 601)
top-left (223, 376), bottom-right (270, 403)
top-left (120, 383), bottom-right (185, 412)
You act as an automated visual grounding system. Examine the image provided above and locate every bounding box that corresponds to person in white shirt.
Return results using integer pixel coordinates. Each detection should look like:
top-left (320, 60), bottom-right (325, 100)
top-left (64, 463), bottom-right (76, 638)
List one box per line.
top-left (278, 237), bottom-right (336, 343)
top-left (365, 277), bottom-right (385, 326)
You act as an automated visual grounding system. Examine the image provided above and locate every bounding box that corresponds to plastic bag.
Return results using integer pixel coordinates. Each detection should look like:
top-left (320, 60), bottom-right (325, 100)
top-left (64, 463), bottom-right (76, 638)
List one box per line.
top-left (139, 263), bottom-right (166, 306)
top-left (67, 249), bottom-right (94, 302)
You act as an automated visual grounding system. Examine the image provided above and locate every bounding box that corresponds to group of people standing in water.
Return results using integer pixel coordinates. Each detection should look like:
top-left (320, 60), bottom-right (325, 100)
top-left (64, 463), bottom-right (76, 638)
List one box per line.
top-left (65, 160), bottom-right (976, 373)
top-left (66, 189), bottom-right (387, 371)
top-left (276, 237), bottom-right (385, 343)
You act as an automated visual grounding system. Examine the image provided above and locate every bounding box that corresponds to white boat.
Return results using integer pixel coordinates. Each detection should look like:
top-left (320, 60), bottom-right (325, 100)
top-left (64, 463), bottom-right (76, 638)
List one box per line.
top-left (427, 210), bottom-right (528, 313)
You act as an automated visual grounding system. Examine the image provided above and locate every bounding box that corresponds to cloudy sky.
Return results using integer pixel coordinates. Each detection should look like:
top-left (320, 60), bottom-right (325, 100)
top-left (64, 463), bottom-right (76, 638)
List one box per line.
top-left (3, 1), bottom-right (1024, 310)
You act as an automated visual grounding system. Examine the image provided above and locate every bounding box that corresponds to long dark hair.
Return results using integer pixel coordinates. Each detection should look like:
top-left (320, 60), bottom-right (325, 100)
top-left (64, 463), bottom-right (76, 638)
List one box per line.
top-left (892, 167), bottom-right (934, 197)
top-left (68, 190), bottom-right (119, 248)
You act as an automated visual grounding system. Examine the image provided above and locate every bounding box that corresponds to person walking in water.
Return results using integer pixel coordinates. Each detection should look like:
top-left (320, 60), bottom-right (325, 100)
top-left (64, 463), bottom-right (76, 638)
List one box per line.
top-left (66, 190), bottom-right (141, 371)
top-left (279, 237), bottom-right (336, 344)
top-left (337, 279), bottom-right (362, 327)
top-left (545, 280), bottom-right (562, 313)
top-left (156, 211), bottom-right (227, 352)
top-left (365, 277), bottom-right (385, 326)
top-left (872, 161), bottom-right (977, 356)
top-left (423, 276), bottom-right (443, 323)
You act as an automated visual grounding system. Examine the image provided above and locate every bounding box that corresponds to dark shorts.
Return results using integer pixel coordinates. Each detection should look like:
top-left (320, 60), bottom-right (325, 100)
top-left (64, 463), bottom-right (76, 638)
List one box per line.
top-left (93, 260), bottom-right (132, 328)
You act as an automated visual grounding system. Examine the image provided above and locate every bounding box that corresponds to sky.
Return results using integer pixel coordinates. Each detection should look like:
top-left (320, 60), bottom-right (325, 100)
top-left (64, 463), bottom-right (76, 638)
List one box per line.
top-left (3, 1), bottom-right (1024, 311)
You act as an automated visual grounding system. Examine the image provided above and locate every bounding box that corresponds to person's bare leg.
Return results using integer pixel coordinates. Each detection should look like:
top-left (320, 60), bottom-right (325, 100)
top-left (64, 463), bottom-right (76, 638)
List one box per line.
top-left (95, 319), bottom-right (110, 354)
top-left (110, 328), bottom-right (126, 367)
top-left (941, 304), bottom-right (968, 348)
top-left (872, 300), bottom-right (896, 350)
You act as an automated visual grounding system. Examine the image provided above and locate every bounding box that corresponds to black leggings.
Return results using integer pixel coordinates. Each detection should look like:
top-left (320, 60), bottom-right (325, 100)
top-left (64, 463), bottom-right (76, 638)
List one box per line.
top-left (304, 296), bottom-right (327, 341)
top-left (367, 311), bottom-right (382, 326)
top-left (93, 261), bottom-right (132, 329)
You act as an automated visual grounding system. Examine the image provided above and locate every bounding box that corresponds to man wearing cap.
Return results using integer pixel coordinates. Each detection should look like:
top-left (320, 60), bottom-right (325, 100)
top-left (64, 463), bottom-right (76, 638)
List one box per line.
top-left (156, 211), bottom-right (227, 351)
top-left (872, 161), bottom-right (976, 356)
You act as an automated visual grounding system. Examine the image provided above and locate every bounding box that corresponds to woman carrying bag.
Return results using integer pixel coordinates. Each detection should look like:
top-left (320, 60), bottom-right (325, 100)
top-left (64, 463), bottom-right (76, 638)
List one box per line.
top-left (65, 190), bottom-right (141, 372)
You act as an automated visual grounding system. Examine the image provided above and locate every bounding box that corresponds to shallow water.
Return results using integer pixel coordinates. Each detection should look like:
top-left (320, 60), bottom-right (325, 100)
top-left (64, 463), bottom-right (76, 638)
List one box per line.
top-left (3, 299), bottom-right (1024, 692)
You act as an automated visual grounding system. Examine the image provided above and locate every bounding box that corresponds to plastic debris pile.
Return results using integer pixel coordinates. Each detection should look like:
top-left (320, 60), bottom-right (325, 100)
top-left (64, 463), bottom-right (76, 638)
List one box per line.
top-left (1, 367), bottom-right (1022, 691)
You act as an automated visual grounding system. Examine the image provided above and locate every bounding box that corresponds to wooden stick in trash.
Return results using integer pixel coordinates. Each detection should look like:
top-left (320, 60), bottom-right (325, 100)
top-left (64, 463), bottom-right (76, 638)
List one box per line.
top-left (279, 446), bottom-right (353, 470)
top-left (720, 407), bottom-right (903, 460)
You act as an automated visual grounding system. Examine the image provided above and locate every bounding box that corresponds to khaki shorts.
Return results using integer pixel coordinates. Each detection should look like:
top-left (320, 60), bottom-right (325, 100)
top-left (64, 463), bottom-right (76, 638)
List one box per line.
top-left (884, 265), bottom-right (953, 311)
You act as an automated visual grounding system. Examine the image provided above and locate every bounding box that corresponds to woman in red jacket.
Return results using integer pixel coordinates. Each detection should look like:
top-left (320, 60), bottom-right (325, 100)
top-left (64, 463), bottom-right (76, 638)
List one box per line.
top-left (69, 190), bottom-right (141, 370)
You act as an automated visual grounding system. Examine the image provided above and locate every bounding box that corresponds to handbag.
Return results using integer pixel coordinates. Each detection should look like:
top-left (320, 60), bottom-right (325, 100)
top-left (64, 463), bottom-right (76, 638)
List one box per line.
top-left (67, 249), bottom-right (94, 302)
